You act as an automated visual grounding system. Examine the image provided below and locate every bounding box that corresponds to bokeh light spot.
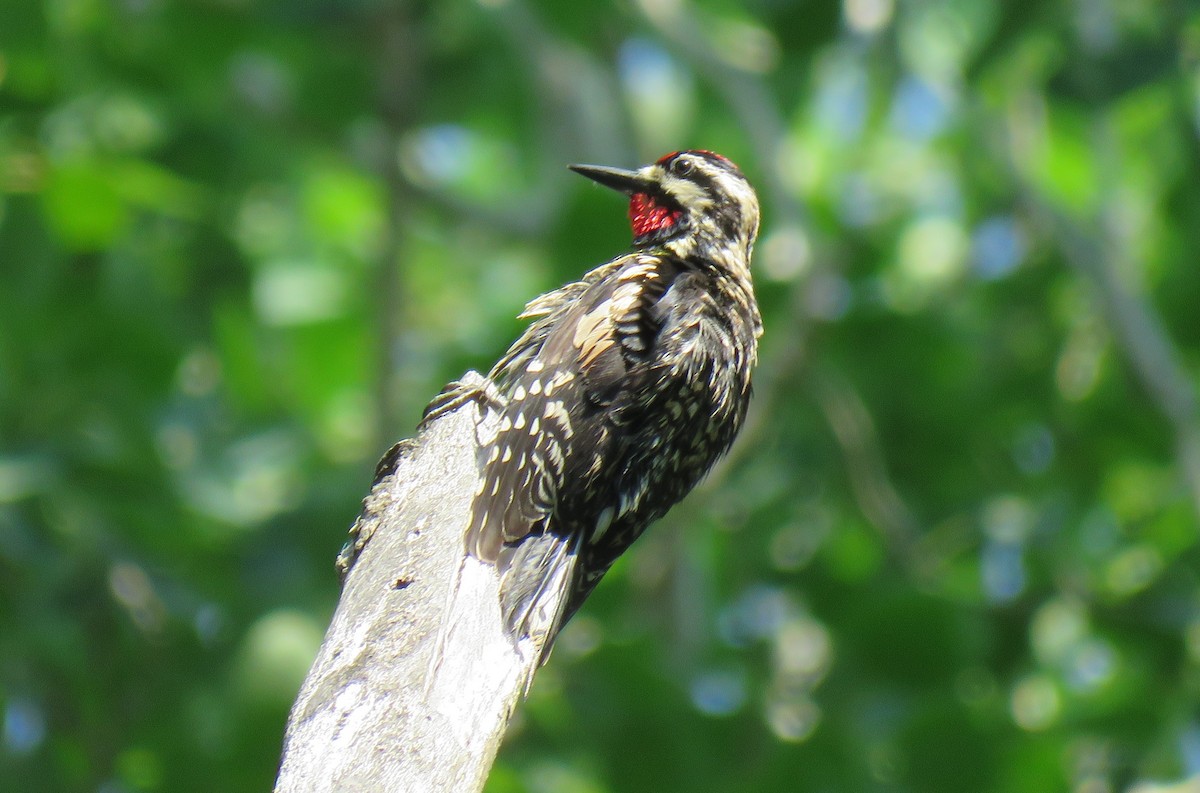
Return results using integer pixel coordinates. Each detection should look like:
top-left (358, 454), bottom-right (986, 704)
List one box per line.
top-left (690, 667), bottom-right (748, 716)
top-left (1011, 674), bottom-right (1061, 731)
top-left (844, 0), bottom-right (893, 36)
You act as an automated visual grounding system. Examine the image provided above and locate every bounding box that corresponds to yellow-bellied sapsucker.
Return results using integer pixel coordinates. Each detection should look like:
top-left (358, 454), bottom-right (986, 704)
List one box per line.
top-left (350, 150), bottom-right (762, 656)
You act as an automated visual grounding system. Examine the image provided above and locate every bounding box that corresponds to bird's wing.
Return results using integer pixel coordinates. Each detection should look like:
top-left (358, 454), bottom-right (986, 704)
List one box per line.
top-left (465, 253), bottom-right (680, 563)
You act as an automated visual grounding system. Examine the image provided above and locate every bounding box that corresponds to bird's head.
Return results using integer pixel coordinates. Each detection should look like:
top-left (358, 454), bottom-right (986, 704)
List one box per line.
top-left (569, 150), bottom-right (760, 265)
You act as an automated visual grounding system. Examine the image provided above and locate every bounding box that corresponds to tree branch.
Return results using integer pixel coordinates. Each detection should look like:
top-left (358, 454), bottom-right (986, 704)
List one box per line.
top-left (1029, 200), bottom-right (1200, 521)
top-left (274, 375), bottom-right (549, 793)
top-left (812, 372), bottom-right (921, 556)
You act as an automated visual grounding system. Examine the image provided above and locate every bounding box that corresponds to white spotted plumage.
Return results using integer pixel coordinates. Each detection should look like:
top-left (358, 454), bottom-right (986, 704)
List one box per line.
top-left (445, 150), bottom-right (762, 652)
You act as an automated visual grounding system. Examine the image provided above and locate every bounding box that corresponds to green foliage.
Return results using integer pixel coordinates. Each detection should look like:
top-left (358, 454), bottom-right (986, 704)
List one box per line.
top-left (3, 1), bottom-right (1200, 791)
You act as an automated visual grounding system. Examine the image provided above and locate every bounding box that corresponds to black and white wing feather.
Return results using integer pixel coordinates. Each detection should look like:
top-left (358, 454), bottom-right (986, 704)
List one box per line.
top-left (464, 253), bottom-right (681, 639)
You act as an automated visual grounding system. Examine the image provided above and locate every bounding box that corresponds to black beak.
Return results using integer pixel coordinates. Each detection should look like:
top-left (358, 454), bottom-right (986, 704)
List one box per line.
top-left (568, 163), bottom-right (649, 195)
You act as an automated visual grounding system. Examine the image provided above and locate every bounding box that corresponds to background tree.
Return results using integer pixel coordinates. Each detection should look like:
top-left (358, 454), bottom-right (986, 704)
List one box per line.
top-left (3, 0), bottom-right (1200, 791)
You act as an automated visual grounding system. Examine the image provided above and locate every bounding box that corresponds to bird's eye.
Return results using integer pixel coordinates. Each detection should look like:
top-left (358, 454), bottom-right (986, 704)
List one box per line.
top-left (670, 158), bottom-right (693, 176)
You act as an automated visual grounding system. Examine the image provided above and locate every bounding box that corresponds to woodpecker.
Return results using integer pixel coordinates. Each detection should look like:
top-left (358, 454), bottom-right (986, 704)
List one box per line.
top-left (368, 150), bottom-right (761, 656)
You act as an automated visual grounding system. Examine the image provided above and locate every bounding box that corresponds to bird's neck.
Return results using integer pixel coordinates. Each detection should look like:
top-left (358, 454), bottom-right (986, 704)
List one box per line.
top-left (658, 230), bottom-right (754, 283)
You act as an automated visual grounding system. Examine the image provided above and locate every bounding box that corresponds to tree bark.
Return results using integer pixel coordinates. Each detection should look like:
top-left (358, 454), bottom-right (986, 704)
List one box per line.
top-left (274, 373), bottom-right (546, 792)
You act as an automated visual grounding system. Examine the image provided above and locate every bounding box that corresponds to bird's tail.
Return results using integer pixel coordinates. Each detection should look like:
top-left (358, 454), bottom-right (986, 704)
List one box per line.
top-left (496, 532), bottom-right (578, 671)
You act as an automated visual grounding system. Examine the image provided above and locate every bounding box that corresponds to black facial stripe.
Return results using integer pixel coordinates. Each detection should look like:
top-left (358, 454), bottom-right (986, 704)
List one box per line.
top-left (687, 151), bottom-right (746, 180)
top-left (668, 166), bottom-right (744, 237)
top-left (713, 206), bottom-right (742, 239)
top-left (677, 167), bottom-right (719, 193)
top-left (657, 154), bottom-right (752, 244)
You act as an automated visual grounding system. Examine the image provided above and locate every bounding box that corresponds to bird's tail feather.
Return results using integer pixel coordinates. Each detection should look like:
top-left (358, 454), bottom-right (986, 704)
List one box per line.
top-left (496, 532), bottom-right (578, 670)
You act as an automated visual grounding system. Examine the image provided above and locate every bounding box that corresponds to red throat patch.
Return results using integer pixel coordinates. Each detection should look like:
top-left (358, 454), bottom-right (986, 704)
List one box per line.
top-left (629, 192), bottom-right (682, 238)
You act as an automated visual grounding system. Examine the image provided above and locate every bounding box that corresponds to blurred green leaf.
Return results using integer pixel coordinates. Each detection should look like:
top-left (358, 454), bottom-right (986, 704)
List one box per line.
top-left (41, 160), bottom-right (129, 250)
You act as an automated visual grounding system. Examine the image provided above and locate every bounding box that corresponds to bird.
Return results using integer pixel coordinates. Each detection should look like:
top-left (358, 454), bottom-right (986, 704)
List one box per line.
top-left (347, 150), bottom-right (762, 660)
